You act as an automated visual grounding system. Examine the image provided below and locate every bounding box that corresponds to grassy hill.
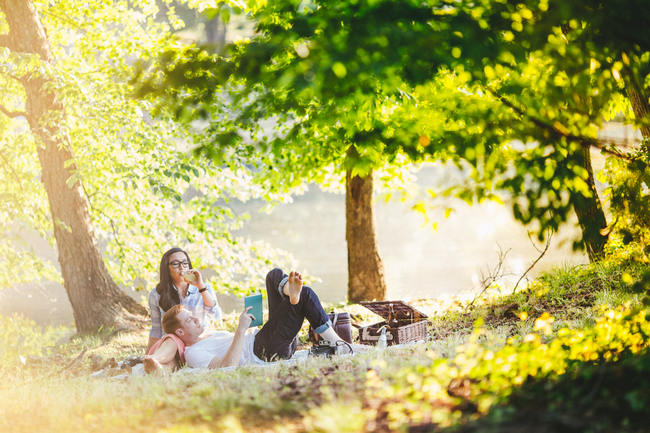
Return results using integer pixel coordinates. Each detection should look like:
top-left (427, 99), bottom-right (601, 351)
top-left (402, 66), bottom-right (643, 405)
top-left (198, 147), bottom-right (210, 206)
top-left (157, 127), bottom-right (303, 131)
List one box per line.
top-left (1, 243), bottom-right (648, 433)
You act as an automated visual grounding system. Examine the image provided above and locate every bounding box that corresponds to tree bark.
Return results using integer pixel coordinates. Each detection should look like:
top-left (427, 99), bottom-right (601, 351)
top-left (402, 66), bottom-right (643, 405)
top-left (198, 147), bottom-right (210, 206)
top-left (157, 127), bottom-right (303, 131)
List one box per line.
top-left (205, 17), bottom-right (227, 52)
top-left (1, 0), bottom-right (146, 333)
top-left (626, 79), bottom-right (650, 140)
top-left (571, 146), bottom-right (608, 262)
top-left (345, 169), bottom-right (387, 302)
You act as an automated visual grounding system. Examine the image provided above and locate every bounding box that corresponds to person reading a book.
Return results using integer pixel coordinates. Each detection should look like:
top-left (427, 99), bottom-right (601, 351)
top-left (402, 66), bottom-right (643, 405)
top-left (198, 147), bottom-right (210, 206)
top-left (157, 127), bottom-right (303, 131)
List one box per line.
top-left (146, 268), bottom-right (348, 371)
top-left (146, 247), bottom-right (222, 353)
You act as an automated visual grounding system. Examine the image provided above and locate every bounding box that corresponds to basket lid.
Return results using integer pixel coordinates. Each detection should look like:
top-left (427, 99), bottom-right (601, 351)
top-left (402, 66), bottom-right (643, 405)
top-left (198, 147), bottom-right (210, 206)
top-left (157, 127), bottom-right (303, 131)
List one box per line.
top-left (359, 300), bottom-right (428, 321)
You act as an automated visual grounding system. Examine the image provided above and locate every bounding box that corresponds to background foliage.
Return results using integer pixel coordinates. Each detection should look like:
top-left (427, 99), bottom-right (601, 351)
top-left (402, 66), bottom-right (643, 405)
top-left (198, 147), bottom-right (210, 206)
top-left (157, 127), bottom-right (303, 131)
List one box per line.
top-left (0, 0), bottom-right (292, 295)
top-left (135, 0), bottom-right (650, 254)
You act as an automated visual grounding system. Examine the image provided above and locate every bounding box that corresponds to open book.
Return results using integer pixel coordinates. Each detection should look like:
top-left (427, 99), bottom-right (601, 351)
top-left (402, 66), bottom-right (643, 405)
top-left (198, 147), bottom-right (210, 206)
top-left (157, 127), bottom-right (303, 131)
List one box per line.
top-left (244, 293), bottom-right (263, 327)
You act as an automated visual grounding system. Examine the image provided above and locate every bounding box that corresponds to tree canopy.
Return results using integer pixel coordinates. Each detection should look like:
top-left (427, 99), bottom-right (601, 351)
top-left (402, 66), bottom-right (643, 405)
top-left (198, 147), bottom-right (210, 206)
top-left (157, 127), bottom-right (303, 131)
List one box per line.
top-left (136, 0), bottom-right (650, 256)
top-left (0, 0), bottom-right (288, 297)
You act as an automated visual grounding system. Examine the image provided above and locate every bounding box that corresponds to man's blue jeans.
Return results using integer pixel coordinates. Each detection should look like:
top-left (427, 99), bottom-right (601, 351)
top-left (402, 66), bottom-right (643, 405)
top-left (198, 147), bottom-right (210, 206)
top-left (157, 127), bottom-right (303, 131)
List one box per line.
top-left (253, 268), bottom-right (331, 361)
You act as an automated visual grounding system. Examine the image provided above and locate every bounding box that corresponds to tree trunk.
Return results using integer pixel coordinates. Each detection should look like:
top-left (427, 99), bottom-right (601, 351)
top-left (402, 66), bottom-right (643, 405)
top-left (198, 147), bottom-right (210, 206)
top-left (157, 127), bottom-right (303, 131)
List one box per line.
top-left (626, 80), bottom-right (650, 140)
top-left (205, 17), bottom-right (227, 52)
top-left (345, 169), bottom-right (387, 302)
top-left (1, 0), bottom-right (146, 333)
top-left (571, 146), bottom-right (608, 262)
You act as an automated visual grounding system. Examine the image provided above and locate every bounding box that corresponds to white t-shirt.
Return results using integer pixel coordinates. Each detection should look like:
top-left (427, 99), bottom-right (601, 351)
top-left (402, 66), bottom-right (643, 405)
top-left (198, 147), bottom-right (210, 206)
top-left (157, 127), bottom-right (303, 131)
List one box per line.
top-left (184, 330), bottom-right (266, 368)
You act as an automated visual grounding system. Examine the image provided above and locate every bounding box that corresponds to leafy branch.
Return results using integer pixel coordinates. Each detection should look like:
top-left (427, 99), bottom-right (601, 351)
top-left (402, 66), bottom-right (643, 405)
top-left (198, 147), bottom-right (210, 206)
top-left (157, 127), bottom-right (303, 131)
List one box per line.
top-left (80, 182), bottom-right (127, 271)
top-left (487, 88), bottom-right (638, 161)
top-left (0, 149), bottom-right (25, 193)
top-left (40, 10), bottom-right (86, 33)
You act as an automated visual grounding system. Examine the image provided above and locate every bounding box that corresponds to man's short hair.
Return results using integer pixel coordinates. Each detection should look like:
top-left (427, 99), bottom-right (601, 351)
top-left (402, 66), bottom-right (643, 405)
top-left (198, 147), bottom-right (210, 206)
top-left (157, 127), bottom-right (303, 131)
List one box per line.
top-left (162, 304), bottom-right (184, 334)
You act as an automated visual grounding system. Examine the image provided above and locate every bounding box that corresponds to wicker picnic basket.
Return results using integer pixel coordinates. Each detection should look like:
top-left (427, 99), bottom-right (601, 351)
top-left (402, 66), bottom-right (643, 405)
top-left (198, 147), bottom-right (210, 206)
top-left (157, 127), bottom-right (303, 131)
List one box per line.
top-left (358, 301), bottom-right (428, 346)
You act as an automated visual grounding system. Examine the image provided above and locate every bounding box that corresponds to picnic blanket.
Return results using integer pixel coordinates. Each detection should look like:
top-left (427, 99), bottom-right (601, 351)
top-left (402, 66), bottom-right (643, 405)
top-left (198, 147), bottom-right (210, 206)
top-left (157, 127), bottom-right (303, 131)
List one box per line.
top-left (93, 339), bottom-right (426, 379)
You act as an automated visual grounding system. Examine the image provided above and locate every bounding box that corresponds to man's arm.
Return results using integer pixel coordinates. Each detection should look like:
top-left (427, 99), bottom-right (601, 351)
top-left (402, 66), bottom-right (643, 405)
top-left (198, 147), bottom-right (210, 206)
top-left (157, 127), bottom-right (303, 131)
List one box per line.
top-left (144, 338), bottom-right (178, 375)
top-left (207, 307), bottom-right (254, 369)
top-left (147, 336), bottom-right (160, 352)
top-left (207, 327), bottom-right (247, 369)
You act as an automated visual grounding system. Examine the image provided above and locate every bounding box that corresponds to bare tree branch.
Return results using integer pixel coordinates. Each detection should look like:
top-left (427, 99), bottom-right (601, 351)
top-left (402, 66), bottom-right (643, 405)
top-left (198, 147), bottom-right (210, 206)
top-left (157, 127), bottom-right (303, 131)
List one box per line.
top-left (470, 245), bottom-right (511, 307)
top-left (527, 233), bottom-right (542, 254)
top-left (512, 230), bottom-right (553, 294)
top-left (0, 104), bottom-right (26, 119)
top-left (52, 348), bottom-right (87, 377)
top-left (487, 88), bottom-right (638, 162)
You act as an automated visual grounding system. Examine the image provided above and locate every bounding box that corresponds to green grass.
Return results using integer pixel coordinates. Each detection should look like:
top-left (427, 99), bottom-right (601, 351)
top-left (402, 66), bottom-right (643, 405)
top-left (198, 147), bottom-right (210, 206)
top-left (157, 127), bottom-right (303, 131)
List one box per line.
top-left (1, 246), bottom-right (649, 433)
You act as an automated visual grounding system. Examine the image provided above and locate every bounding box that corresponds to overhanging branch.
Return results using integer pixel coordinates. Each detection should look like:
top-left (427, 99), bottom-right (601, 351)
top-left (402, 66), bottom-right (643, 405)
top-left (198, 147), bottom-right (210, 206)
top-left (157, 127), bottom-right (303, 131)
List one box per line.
top-left (0, 104), bottom-right (26, 119)
top-left (0, 64), bottom-right (27, 86)
top-left (487, 88), bottom-right (637, 162)
top-left (40, 10), bottom-right (86, 33)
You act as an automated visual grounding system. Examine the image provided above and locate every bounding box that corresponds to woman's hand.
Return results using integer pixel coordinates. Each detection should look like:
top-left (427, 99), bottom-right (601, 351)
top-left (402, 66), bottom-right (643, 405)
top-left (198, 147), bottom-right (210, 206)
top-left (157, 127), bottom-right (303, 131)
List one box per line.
top-left (183, 269), bottom-right (204, 289)
top-left (184, 269), bottom-right (216, 307)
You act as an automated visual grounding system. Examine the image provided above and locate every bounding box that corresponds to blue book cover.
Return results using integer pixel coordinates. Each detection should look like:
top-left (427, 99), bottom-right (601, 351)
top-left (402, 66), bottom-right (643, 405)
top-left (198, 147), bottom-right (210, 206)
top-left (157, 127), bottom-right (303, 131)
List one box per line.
top-left (244, 293), bottom-right (263, 327)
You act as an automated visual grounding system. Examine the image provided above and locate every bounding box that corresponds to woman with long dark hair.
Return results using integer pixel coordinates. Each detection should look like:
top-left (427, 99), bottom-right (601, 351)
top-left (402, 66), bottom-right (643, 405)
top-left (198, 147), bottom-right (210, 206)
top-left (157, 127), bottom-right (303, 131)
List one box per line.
top-left (147, 247), bottom-right (222, 350)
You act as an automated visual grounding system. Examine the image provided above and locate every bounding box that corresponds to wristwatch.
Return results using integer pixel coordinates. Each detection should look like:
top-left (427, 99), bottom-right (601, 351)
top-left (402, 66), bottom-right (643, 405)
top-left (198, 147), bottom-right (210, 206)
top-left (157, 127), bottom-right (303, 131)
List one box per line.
top-left (198, 287), bottom-right (208, 293)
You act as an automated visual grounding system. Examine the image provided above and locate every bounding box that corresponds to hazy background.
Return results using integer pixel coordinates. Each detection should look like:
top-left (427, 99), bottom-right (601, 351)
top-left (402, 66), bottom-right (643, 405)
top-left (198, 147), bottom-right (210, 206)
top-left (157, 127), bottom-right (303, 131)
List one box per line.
top-left (0, 123), bottom-right (637, 326)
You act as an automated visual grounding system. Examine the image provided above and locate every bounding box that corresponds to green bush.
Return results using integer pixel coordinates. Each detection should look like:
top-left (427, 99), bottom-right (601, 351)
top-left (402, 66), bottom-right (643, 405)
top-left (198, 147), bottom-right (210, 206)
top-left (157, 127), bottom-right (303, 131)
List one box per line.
top-left (371, 304), bottom-right (650, 430)
top-left (0, 314), bottom-right (69, 372)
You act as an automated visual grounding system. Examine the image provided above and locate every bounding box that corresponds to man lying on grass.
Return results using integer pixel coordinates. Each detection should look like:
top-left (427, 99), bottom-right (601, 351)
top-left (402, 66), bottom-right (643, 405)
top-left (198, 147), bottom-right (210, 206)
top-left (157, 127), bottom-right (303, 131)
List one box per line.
top-left (144, 268), bottom-right (350, 373)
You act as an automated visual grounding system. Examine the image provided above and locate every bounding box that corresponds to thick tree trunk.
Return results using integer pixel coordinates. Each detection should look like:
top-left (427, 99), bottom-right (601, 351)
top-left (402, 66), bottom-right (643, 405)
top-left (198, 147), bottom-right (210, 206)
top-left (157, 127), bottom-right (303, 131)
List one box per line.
top-left (205, 17), bottom-right (227, 51)
top-left (571, 146), bottom-right (608, 262)
top-left (1, 0), bottom-right (146, 332)
top-left (626, 82), bottom-right (650, 140)
top-left (345, 169), bottom-right (387, 302)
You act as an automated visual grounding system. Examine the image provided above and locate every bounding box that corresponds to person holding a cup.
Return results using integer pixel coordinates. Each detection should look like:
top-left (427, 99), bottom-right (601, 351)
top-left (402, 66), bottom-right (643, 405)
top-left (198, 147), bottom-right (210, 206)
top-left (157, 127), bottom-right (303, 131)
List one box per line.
top-left (146, 247), bottom-right (222, 351)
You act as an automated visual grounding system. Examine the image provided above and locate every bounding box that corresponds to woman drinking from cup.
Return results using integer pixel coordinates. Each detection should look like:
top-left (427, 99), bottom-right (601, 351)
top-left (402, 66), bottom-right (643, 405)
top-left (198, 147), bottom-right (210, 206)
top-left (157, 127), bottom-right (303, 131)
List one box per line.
top-left (147, 247), bottom-right (222, 351)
